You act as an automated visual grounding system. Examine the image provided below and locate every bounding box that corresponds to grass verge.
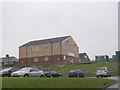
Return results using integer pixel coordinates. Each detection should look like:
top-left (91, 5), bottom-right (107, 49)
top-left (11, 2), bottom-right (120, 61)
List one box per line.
top-left (57, 61), bottom-right (118, 77)
top-left (2, 77), bottom-right (116, 88)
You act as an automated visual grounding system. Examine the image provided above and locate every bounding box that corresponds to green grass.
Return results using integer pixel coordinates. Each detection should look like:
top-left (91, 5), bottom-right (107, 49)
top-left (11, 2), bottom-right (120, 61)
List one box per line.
top-left (2, 77), bottom-right (116, 88)
top-left (1, 61), bottom-right (118, 88)
top-left (57, 61), bottom-right (118, 77)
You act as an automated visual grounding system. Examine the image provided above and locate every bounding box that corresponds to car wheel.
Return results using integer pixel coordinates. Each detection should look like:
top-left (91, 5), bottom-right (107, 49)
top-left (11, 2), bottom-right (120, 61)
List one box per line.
top-left (79, 76), bottom-right (84, 78)
top-left (3, 74), bottom-right (8, 77)
top-left (96, 76), bottom-right (99, 78)
top-left (40, 74), bottom-right (44, 77)
top-left (24, 74), bottom-right (29, 77)
top-left (101, 75), bottom-right (103, 77)
top-left (51, 75), bottom-right (53, 78)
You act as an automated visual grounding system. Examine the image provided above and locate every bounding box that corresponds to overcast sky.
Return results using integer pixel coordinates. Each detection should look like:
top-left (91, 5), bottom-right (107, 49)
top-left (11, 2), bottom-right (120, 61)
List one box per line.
top-left (0, 1), bottom-right (118, 60)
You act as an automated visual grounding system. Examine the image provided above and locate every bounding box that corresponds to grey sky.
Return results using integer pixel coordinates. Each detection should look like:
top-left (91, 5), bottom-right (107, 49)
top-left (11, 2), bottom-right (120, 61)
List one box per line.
top-left (1, 1), bottom-right (118, 60)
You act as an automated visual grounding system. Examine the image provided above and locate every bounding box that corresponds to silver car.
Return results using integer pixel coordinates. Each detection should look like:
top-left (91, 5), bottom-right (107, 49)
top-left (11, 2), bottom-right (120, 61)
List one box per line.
top-left (96, 67), bottom-right (111, 78)
top-left (11, 67), bottom-right (44, 77)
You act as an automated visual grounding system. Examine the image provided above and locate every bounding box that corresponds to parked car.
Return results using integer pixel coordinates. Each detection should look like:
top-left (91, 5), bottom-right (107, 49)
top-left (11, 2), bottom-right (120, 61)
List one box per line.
top-left (0, 67), bottom-right (20, 77)
top-left (96, 67), bottom-right (111, 78)
top-left (68, 70), bottom-right (85, 77)
top-left (44, 71), bottom-right (62, 77)
top-left (11, 67), bottom-right (44, 77)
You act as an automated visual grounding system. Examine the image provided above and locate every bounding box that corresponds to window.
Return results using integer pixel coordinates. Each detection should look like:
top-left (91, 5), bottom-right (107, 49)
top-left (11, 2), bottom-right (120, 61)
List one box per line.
top-left (54, 44), bottom-right (57, 49)
top-left (104, 56), bottom-right (107, 59)
top-left (64, 45), bottom-right (68, 49)
top-left (64, 56), bottom-right (66, 60)
top-left (44, 57), bottom-right (49, 61)
top-left (70, 59), bottom-right (74, 63)
top-left (22, 61), bottom-right (24, 63)
top-left (9, 62), bottom-right (13, 64)
top-left (4, 62), bottom-right (8, 65)
top-left (75, 47), bottom-right (78, 52)
top-left (34, 58), bottom-right (38, 62)
top-left (84, 55), bottom-right (87, 58)
top-left (27, 46), bottom-right (32, 52)
top-left (45, 44), bottom-right (48, 49)
top-left (27, 46), bottom-right (39, 52)
top-left (32, 46), bottom-right (39, 52)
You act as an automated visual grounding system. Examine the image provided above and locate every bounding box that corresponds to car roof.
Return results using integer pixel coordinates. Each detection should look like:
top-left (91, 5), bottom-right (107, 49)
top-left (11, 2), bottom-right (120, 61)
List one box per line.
top-left (21, 67), bottom-right (38, 69)
top-left (20, 67), bottom-right (32, 70)
top-left (97, 67), bottom-right (107, 70)
top-left (0, 67), bottom-right (13, 72)
top-left (98, 67), bottom-right (107, 69)
top-left (69, 70), bottom-right (81, 72)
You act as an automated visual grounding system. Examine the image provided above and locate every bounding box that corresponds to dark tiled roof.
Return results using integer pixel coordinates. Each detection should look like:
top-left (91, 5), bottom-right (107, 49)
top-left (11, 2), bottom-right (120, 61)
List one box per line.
top-left (79, 53), bottom-right (91, 63)
top-left (20, 36), bottom-right (71, 47)
top-left (0, 57), bottom-right (18, 63)
top-left (79, 53), bottom-right (88, 57)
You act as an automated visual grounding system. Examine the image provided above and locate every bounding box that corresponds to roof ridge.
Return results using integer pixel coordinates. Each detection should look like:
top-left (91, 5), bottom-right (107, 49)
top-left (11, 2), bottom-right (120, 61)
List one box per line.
top-left (20, 35), bottom-right (71, 47)
top-left (31, 35), bottom-right (70, 42)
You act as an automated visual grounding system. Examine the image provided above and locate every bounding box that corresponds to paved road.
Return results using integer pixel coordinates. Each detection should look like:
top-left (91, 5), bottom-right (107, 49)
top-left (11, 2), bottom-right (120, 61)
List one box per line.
top-left (105, 76), bottom-right (119, 89)
top-left (87, 76), bottom-right (119, 89)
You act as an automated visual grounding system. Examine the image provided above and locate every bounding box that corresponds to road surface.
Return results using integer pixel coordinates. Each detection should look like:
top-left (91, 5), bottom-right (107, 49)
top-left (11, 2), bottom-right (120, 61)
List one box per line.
top-left (87, 76), bottom-right (119, 89)
top-left (104, 76), bottom-right (119, 90)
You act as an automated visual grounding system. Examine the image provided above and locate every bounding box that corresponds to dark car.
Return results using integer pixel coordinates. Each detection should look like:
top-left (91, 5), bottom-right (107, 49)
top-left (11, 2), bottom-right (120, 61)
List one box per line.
top-left (44, 71), bottom-right (62, 77)
top-left (0, 67), bottom-right (20, 77)
top-left (68, 70), bottom-right (85, 77)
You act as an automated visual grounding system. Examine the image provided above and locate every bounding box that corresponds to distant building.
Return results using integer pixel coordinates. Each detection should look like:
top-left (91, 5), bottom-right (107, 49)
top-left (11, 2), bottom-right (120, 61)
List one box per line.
top-left (115, 51), bottom-right (120, 61)
top-left (111, 51), bottom-right (120, 61)
top-left (95, 55), bottom-right (109, 63)
top-left (112, 55), bottom-right (116, 60)
top-left (79, 53), bottom-right (91, 64)
top-left (0, 54), bottom-right (19, 67)
top-left (19, 36), bottom-right (80, 67)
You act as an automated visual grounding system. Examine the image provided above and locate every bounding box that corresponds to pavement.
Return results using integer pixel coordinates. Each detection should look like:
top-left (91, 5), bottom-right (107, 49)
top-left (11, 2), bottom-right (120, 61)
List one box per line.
top-left (104, 76), bottom-right (119, 90)
top-left (87, 76), bottom-right (119, 89)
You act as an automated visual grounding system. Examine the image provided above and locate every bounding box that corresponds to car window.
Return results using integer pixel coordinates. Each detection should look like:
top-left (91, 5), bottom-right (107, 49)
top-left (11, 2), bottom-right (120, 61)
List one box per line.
top-left (30, 67), bottom-right (39, 72)
top-left (20, 68), bottom-right (30, 71)
top-left (69, 70), bottom-right (75, 73)
top-left (76, 70), bottom-right (81, 72)
top-left (44, 71), bottom-right (49, 74)
top-left (51, 71), bottom-right (57, 73)
top-left (10, 68), bottom-right (19, 72)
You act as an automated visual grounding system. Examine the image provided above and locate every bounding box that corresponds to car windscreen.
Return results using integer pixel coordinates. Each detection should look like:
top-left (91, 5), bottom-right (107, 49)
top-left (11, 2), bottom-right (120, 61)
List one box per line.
top-left (97, 68), bottom-right (106, 70)
top-left (44, 71), bottom-right (50, 75)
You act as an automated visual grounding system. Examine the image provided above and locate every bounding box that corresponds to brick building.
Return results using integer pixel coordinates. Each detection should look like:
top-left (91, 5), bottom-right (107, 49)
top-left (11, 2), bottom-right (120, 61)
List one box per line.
top-left (19, 36), bottom-right (80, 67)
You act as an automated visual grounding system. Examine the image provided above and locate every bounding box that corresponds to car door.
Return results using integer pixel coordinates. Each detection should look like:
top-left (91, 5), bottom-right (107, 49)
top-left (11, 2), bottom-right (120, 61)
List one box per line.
top-left (29, 67), bottom-right (41, 77)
